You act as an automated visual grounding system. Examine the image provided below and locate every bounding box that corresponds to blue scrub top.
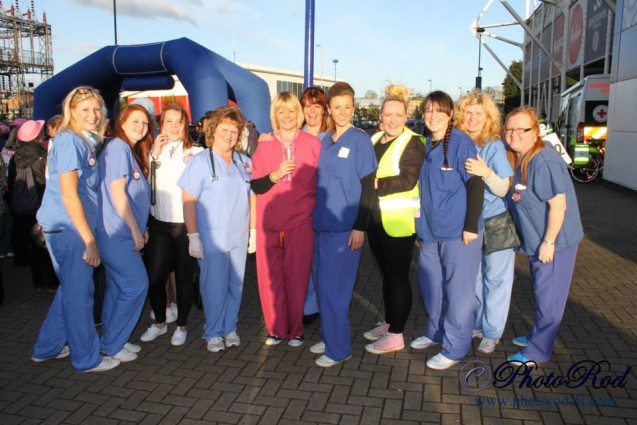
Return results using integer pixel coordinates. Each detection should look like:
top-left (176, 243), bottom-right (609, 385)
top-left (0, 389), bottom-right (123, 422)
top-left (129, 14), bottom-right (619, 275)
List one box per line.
top-left (417, 128), bottom-right (482, 242)
top-left (313, 127), bottom-right (377, 232)
top-left (508, 147), bottom-right (583, 256)
top-left (37, 130), bottom-right (99, 231)
top-left (178, 148), bottom-right (252, 253)
top-left (96, 138), bottom-right (150, 238)
top-left (479, 140), bottom-right (514, 219)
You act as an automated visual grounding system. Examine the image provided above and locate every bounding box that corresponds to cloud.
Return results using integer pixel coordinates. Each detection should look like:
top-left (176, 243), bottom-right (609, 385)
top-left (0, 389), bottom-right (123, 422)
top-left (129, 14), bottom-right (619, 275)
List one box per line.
top-left (70, 0), bottom-right (197, 25)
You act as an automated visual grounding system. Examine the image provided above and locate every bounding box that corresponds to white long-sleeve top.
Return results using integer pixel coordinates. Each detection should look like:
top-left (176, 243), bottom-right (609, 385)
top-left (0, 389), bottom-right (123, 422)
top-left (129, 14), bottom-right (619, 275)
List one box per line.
top-left (150, 140), bottom-right (203, 223)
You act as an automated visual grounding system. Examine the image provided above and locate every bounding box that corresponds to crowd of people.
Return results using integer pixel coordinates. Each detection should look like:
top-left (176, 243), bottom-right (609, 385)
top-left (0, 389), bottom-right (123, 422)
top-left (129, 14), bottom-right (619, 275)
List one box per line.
top-left (16, 82), bottom-right (581, 373)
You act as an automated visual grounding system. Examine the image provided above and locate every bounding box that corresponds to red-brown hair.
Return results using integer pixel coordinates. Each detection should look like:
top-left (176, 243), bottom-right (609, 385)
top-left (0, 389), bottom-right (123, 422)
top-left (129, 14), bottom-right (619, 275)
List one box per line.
top-left (115, 104), bottom-right (154, 178)
top-left (504, 106), bottom-right (546, 184)
top-left (159, 102), bottom-right (193, 149)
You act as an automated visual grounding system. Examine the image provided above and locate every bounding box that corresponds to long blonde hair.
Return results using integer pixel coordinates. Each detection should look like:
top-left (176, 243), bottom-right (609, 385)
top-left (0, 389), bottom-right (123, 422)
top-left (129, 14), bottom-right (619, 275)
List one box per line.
top-left (58, 86), bottom-right (107, 141)
top-left (455, 91), bottom-right (501, 147)
top-left (505, 106), bottom-right (546, 184)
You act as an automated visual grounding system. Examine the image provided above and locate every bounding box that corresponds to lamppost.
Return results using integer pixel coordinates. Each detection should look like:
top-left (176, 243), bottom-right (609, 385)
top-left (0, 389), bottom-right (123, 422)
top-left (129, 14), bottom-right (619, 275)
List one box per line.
top-left (428, 79), bottom-right (432, 93)
top-left (316, 44), bottom-right (323, 88)
top-left (476, 27), bottom-right (485, 90)
top-left (333, 59), bottom-right (339, 82)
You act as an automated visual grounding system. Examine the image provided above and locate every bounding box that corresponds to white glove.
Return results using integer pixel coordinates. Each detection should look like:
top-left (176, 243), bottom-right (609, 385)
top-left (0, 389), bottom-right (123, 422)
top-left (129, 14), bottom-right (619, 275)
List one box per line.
top-left (248, 228), bottom-right (256, 254)
top-left (187, 232), bottom-right (204, 259)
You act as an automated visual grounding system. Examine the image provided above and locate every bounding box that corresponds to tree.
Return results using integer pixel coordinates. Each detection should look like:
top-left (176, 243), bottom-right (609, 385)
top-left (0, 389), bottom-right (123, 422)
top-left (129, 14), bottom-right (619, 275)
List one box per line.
top-left (364, 90), bottom-right (378, 99)
top-left (502, 60), bottom-right (522, 114)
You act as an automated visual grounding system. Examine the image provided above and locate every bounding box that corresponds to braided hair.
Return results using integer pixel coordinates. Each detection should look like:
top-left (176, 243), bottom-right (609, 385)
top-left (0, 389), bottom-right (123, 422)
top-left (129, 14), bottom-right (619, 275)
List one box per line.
top-left (442, 120), bottom-right (453, 169)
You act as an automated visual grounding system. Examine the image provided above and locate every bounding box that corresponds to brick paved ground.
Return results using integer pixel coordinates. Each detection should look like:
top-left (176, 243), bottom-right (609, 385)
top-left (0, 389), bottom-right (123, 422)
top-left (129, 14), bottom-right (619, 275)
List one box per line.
top-left (0, 180), bottom-right (635, 424)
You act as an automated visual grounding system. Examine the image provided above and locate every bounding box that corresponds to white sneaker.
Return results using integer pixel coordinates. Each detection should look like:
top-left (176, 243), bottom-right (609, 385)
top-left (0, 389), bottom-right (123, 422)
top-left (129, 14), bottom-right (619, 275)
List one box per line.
top-left (410, 335), bottom-right (439, 350)
top-left (426, 353), bottom-right (459, 370)
top-left (472, 329), bottom-right (483, 339)
top-left (166, 304), bottom-right (178, 324)
top-left (477, 338), bottom-right (499, 354)
top-left (315, 354), bottom-right (351, 368)
top-left (265, 335), bottom-right (282, 346)
top-left (224, 331), bottom-right (241, 348)
top-left (124, 342), bottom-right (141, 353)
top-left (288, 337), bottom-right (304, 347)
top-left (31, 345), bottom-right (70, 362)
top-left (310, 341), bottom-right (325, 354)
top-left (84, 357), bottom-right (120, 373)
top-left (114, 348), bottom-right (137, 362)
top-left (140, 324), bottom-right (168, 342)
top-left (171, 328), bottom-right (187, 346)
top-left (207, 337), bottom-right (225, 353)
top-left (363, 322), bottom-right (390, 341)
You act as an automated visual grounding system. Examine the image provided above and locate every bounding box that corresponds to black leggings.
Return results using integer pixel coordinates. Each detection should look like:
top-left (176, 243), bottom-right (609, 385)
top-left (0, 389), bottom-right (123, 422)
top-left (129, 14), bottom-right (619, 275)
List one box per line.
top-left (367, 213), bottom-right (416, 334)
top-left (143, 215), bottom-right (197, 327)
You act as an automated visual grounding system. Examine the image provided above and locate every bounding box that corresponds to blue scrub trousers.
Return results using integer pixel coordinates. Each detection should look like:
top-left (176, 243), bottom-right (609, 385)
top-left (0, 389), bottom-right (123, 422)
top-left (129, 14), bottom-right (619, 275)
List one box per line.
top-left (474, 248), bottom-right (515, 339)
top-left (199, 245), bottom-right (246, 340)
top-left (522, 245), bottom-right (578, 363)
top-left (98, 235), bottom-right (148, 355)
top-left (32, 229), bottom-right (102, 372)
top-left (315, 231), bottom-right (361, 361)
top-left (304, 260), bottom-right (319, 315)
top-left (417, 235), bottom-right (482, 360)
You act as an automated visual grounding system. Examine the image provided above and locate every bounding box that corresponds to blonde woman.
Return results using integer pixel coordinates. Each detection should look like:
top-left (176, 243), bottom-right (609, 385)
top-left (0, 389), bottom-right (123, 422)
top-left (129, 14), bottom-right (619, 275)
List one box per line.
top-left (458, 91), bottom-right (516, 355)
top-left (363, 84), bottom-right (425, 355)
top-left (31, 86), bottom-right (120, 373)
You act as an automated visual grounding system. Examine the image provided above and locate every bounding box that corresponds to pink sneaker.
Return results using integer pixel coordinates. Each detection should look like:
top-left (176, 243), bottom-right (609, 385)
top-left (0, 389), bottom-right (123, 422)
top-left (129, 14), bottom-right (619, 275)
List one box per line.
top-left (363, 322), bottom-right (390, 341)
top-left (365, 332), bottom-right (404, 354)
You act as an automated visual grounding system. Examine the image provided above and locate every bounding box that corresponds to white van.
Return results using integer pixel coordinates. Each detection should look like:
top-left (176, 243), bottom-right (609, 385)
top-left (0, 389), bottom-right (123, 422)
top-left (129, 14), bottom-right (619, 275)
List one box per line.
top-left (557, 74), bottom-right (610, 155)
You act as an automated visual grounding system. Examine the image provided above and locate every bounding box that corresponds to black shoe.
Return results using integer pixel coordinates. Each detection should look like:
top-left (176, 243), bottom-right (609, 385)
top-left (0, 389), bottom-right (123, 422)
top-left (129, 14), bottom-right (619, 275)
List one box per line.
top-left (303, 313), bottom-right (319, 326)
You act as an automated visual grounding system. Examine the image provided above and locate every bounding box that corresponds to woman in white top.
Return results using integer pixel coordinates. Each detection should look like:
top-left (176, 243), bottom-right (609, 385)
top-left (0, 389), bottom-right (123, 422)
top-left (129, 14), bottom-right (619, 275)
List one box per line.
top-left (140, 103), bottom-right (203, 346)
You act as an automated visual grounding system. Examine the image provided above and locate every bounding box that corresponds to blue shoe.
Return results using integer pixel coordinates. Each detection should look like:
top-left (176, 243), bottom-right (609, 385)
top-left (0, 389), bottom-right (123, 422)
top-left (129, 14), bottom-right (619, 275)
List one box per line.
top-left (507, 352), bottom-right (535, 365)
top-left (512, 336), bottom-right (529, 347)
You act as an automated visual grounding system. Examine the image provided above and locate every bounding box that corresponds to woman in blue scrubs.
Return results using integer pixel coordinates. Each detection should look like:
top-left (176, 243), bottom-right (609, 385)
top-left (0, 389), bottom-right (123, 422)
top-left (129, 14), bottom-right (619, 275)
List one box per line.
top-left (179, 106), bottom-right (255, 353)
top-left (457, 92), bottom-right (516, 355)
top-left (97, 104), bottom-right (152, 363)
top-left (31, 86), bottom-right (120, 373)
top-left (413, 91), bottom-right (485, 370)
top-left (311, 82), bottom-right (377, 367)
top-left (504, 107), bottom-right (582, 364)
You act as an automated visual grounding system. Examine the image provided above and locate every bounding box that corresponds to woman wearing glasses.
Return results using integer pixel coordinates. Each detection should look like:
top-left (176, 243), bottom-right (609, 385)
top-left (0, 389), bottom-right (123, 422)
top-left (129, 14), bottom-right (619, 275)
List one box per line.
top-left (503, 107), bottom-right (582, 365)
top-left (178, 106), bottom-right (255, 353)
top-left (457, 92), bottom-right (515, 355)
top-left (250, 92), bottom-right (321, 347)
top-left (413, 91), bottom-right (485, 370)
top-left (31, 86), bottom-right (120, 373)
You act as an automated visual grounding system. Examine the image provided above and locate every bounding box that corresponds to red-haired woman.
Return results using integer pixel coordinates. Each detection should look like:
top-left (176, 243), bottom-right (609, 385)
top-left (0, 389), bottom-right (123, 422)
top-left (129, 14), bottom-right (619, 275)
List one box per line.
top-left (96, 104), bottom-right (153, 363)
top-left (504, 107), bottom-right (582, 364)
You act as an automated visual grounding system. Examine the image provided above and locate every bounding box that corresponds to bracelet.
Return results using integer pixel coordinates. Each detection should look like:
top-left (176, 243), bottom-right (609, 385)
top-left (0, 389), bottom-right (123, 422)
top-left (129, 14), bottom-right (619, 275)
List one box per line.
top-left (269, 172), bottom-right (278, 184)
top-left (543, 239), bottom-right (555, 246)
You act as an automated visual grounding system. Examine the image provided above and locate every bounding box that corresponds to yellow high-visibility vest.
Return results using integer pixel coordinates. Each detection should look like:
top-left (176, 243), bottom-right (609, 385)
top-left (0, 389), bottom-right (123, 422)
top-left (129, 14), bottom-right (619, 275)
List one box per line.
top-left (371, 128), bottom-right (425, 237)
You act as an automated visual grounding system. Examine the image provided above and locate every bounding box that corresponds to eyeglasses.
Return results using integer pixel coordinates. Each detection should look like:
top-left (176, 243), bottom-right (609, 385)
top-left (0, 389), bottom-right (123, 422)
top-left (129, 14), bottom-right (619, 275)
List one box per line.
top-left (71, 86), bottom-right (100, 100)
top-left (504, 128), bottom-right (533, 136)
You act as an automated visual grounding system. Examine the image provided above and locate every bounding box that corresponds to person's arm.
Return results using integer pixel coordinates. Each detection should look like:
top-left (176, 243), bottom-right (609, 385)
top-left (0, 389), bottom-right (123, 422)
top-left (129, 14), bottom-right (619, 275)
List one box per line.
top-left (59, 170), bottom-right (100, 267)
top-left (248, 193), bottom-right (257, 253)
top-left (110, 178), bottom-right (144, 251)
top-left (463, 175), bottom-right (485, 244)
top-left (538, 193), bottom-right (566, 263)
top-left (376, 137), bottom-right (425, 196)
top-left (465, 153), bottom-right (509, 197)
top-left (350, 171), bottom-right (376, 250)
top-left (249, 160), bottom-right (295, 194)
top-left (182, 190), bottom-right (203, 259)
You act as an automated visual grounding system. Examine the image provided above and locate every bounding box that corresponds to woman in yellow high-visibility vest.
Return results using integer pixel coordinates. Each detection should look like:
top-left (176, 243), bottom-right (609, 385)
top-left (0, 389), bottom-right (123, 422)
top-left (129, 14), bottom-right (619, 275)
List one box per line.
top-left (363, 84), bottom-right (425, 355)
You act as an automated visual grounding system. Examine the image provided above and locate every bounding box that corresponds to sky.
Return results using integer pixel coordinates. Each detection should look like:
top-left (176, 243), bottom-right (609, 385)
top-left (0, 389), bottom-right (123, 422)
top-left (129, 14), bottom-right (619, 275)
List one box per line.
top-left (32, 0), bottom-right (537, 98)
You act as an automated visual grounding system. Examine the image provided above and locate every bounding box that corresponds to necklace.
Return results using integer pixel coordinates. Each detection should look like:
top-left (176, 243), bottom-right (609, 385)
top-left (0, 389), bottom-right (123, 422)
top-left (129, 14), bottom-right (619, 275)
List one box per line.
top-left (168, 144), bottom-right (178, 158)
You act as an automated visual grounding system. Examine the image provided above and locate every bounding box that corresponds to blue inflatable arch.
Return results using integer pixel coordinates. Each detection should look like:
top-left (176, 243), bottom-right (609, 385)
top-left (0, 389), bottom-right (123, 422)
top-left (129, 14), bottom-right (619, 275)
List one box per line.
top-left (33, 37), bottom-right (272, 132)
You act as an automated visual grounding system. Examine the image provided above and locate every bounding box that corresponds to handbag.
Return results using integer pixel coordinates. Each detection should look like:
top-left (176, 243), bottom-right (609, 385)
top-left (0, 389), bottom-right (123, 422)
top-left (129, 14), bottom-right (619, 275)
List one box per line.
top-left (483, 210), bottom-right (521, 254)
